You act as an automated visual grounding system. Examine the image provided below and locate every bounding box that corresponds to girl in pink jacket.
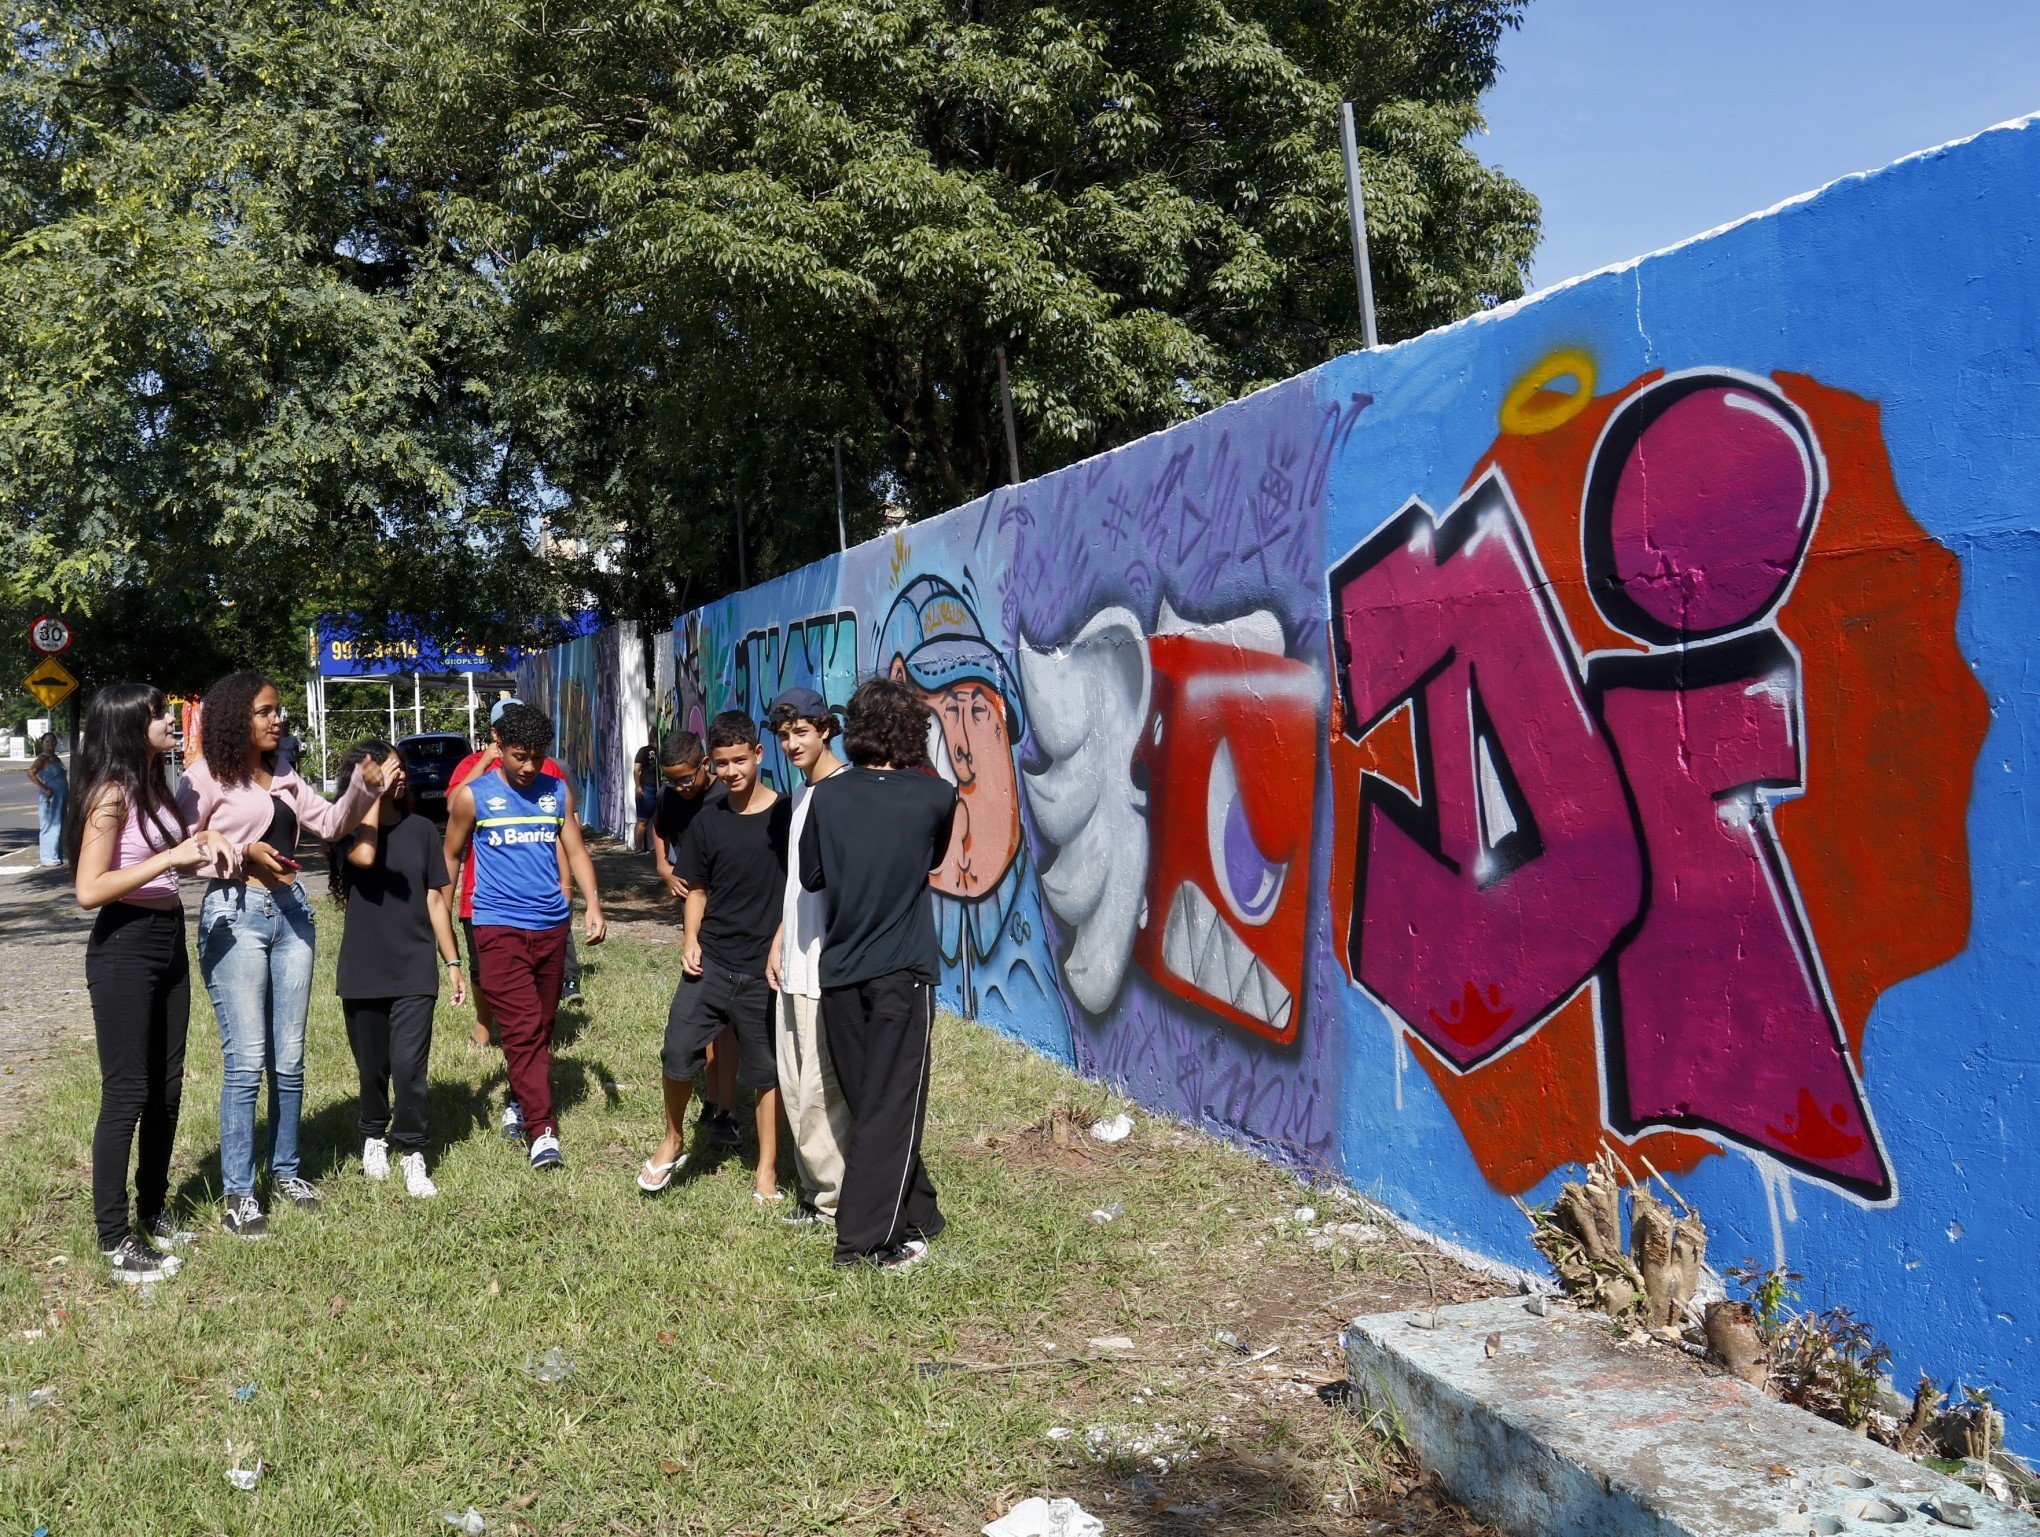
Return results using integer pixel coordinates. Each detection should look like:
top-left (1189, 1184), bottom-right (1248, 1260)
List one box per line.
top-left (178, 672), bottom-right (383, 1239)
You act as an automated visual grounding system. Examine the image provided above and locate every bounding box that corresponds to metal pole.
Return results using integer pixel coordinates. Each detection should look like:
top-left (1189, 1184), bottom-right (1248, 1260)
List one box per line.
top-left (387, 681), bottom-right (396, 740)
top-left (1339, 102), bottom-right (1380, 350)
top-left (466, 670), bottom-right (476, 748)
top-left (833, 439), bottom-right (848, 553)
top-left (412, 671), bottom-right (423, 735)
top-left (995, 346), bottom-right (1022, 486)
top-left (734, 474), bottom-right (748, 589)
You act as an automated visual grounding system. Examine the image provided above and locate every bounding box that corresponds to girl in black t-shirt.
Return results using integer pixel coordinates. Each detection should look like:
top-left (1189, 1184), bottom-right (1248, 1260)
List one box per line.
top-left (328, 740), bottom-right (464, 1198)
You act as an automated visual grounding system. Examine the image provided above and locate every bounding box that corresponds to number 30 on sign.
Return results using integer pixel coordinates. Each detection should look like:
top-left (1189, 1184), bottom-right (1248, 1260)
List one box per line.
top-left (28, 616), bottom-right (71, 655)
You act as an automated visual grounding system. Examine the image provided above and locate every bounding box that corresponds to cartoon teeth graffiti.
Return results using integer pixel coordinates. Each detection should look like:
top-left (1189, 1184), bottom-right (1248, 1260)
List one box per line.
top-left (1020, 604), bottom-right (1320, 1044)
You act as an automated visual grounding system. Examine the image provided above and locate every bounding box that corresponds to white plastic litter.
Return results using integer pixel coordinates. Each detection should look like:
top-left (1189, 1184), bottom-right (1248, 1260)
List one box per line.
top-left (1292, 1206), bottom-right (1318, 1223)
top-left (1088, 1203), bottom-right (1124, 1224)
top-left (440, 1507), bottom-right (486, 1534)
top-left (522, 1347), bottom-right (573, 1384)
top-left (1086, 1335), bottom-right (1135, 1351)
top-left (1088, 1114), bottom-right (1132, 1143)
top-left (983, 1495), bottom-right (1105, 1537)
top-left (224, 1441), bottom-right (263, 1491)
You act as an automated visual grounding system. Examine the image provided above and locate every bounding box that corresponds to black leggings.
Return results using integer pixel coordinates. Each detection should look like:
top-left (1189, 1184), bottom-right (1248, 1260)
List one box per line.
top-left (342, 996), bottom-right (434, 1151)
top-left (86, 903), bottom-right (190, 1249)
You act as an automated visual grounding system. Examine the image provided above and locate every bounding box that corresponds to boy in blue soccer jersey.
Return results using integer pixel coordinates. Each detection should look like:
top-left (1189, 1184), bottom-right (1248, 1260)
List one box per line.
top-left (443, 704), bottom-right (606, 1171)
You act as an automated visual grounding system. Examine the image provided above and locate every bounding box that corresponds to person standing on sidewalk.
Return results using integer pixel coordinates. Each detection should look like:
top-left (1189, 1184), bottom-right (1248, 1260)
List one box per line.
top-left (798, 678), bottom-right (958, 1270)
top-left (765, 689), bottom-right (851, 1228)
top-left (329, 739), bottom-right (464, 1199)
top-left (442, 703), bottom-right (605, 1172)
top-left (70, 683), bottom-right (222, 1283)
top-left (637, 711), bottom-right (790, 1202)
top-left (30, 732), bottom-right (68, 868)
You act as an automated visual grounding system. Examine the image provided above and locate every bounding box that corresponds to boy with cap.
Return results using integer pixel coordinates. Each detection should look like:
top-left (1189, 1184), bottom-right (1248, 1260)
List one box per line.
top-left (442, 703), bottom-right (606, 1171)
top-left (637, 710), bottom-right (792, 1202)
top-left (765, 688), bottom-right (852, 1227)
top-left (799, 676), bottom-right (959, 1269)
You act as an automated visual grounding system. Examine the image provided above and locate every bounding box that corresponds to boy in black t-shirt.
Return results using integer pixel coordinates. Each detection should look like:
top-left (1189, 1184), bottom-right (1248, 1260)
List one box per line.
top-left (650, 731), bottom-right (743, 1145)
top-left (638, 712), bottom-right (792, 1203)
top-left (799, 677), bottom-right (959, 1270)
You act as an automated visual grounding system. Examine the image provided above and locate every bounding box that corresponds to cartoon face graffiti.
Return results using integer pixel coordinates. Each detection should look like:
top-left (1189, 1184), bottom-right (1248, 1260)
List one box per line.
top-left (1020, 604), bottom-right (1321, 1044)
top-left (878, 575), bottom-right (1025, 901)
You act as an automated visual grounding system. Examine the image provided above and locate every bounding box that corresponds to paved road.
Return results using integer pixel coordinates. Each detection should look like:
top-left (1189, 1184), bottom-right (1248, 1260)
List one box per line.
top-left (0, 761), bottom-right (48, 869)
top-left (0, 762), bottom-right (93, 1127)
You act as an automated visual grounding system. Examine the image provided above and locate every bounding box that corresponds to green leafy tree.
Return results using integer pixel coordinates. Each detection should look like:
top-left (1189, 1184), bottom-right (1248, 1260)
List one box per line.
top-left (0, 0), bottom-right (576, 687)
top-left (1, 0), bottom-right (1538, 645)
top-left (417, 0), bottom-right (1538, 617)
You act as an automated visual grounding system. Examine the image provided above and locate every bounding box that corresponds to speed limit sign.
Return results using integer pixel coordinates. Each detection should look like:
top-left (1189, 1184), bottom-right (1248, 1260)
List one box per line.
top-left (27, 615), bottom-right (71, 655)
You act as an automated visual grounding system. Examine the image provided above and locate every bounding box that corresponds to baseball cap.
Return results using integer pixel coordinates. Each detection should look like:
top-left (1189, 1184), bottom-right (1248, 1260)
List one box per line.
top-left (489, 696), bottom-right (524, 725)
top-left (767, 687), bottom-right (836, 721)
top-left (876, 574), bottom-right (1023, 733)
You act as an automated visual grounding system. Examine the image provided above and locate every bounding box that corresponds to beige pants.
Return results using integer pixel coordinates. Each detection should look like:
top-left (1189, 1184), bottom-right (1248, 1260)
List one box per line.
top-left (776, 991), bottom-right (849, 1216)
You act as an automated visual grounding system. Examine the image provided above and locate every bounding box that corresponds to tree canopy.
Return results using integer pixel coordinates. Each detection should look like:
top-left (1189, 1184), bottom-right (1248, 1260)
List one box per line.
top-left (0, 0), bottom-right (1537, 689)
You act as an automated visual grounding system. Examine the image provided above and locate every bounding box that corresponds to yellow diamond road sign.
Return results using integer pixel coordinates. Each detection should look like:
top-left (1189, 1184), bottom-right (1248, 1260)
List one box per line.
top-left (23, 656), bottom-right (77, 711)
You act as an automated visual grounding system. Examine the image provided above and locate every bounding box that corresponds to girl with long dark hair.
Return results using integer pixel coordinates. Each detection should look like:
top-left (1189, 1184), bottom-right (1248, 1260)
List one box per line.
top-left (30, 731), bottom-right (68, 867)
top-left (327, 739), bottom-right (463, 1199)
top-left (69, 683), bottom-right (221, 1283)
top-left (178, 671), bottom-right (383, 1239)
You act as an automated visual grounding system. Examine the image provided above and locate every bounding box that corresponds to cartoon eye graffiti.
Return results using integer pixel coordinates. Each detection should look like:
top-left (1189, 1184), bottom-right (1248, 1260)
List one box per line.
top-left (1021, 603), bottom-right (1321, 1045)
top-left (1207, 742), bottom-right (1285, 926)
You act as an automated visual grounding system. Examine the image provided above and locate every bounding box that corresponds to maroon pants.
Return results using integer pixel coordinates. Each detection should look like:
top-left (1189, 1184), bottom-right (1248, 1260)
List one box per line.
top-left (474, 922), bottom-right (569, 1139)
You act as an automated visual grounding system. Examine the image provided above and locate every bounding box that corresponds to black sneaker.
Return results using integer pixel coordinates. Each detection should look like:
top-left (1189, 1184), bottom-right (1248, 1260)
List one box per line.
top-left (873, 1239), bottom-right (929, 1272)
top-left (274, 1177), bottom-right (324, 1208)
top-left (708, 1110), bottom-right (742, 1148)
top-left (780, 1200), bottom-right (828, 1228)
top-left (138, 1209), bottom-right (196, 1250)
top-left (101, 1233), bottom-right (173, 1285)
top-left (220, 1195), bottom-right (269, 1241)
top-left (561, 975), bottom-right (582, 1002)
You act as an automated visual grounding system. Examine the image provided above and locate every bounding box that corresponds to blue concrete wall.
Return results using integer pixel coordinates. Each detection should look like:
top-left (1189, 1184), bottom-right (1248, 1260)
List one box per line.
top-left (645, 116), bottom-right (2040, 1445)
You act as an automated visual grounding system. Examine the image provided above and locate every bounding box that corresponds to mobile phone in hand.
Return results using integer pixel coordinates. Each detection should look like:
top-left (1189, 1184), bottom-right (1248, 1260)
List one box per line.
top-left (274, 853), bottom-right (302, 873)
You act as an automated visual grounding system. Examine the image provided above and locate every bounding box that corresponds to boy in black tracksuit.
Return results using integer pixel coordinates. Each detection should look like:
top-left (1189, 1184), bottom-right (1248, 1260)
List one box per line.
top-left (799, 677), bottom-right (959, 1269)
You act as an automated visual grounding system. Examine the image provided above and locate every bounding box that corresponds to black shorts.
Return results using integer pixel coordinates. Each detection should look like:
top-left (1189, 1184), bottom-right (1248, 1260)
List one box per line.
top-left (663, 958), bottom-right (777, 1090)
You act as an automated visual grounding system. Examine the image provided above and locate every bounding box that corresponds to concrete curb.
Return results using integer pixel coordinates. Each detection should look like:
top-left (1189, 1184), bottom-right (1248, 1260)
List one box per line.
top-left (1346, 1296), bottom-right (2037, 1536)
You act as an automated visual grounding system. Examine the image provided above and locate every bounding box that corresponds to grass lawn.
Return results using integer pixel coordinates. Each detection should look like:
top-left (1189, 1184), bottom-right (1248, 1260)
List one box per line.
top-left (0, 916), bottom-right (1488, 1536)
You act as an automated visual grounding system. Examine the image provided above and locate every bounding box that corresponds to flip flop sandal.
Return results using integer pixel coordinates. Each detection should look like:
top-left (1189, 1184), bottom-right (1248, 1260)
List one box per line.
top-left (636, 1154), bottom-right (685, 1193)
top-left (752, 1190), bottom-right (785, 1207)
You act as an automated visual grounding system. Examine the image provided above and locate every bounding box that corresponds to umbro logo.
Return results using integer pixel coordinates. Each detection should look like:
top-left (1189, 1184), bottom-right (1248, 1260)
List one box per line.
top-left (486, 796), bottom-right (508, 811)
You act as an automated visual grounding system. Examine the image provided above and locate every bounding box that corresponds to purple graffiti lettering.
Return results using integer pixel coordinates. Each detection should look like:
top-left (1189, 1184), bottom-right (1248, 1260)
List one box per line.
top-left (1329, 471), bottom-right (1644, 1067)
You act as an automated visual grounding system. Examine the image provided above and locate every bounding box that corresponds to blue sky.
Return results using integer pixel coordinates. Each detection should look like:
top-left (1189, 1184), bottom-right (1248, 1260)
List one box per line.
top-left (1475, 0), bottom-right (2040, 288)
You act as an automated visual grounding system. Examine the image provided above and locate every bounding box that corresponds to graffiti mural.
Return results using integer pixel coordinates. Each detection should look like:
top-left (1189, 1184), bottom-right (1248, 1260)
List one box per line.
top-left (1020, 603), bottom-right (1320, 1043)
top-left (1005, 375), bottom-right (1353, 1161)
top-left (654, 122), bottom-right (2040, 1449)
top-left (876, 572), bottom-right (1046, 1022)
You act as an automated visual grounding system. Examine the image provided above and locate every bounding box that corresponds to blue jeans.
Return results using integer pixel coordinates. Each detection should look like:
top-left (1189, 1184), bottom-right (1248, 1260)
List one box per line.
top-left (199, 881), bottom-right (316, 1197)
top-left (37, 789), bottom-right (64, 865)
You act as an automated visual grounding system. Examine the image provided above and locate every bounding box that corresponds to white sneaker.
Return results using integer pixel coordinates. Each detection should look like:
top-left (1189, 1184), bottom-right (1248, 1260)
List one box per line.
top-left (529, 1132), bottom-right (563, 1171)
top-left (400, 1152), bottom-right (437, 1199)
top-left (501, 1100), bottom-right (525, 1141)
top-left (362, 1137), bottom-right (390, 1181)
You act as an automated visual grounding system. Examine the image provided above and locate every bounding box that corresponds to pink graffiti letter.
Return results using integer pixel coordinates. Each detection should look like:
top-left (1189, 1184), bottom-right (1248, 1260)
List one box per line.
top-left (1592, 639), bottom-right (1891, 1198)
top-left (1330, 472), bottom-right (1643, 1067)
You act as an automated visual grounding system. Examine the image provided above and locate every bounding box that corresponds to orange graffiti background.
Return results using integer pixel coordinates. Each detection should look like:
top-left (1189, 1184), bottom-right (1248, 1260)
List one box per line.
top-left (1329, 366), bottom-right (1989, 1194)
